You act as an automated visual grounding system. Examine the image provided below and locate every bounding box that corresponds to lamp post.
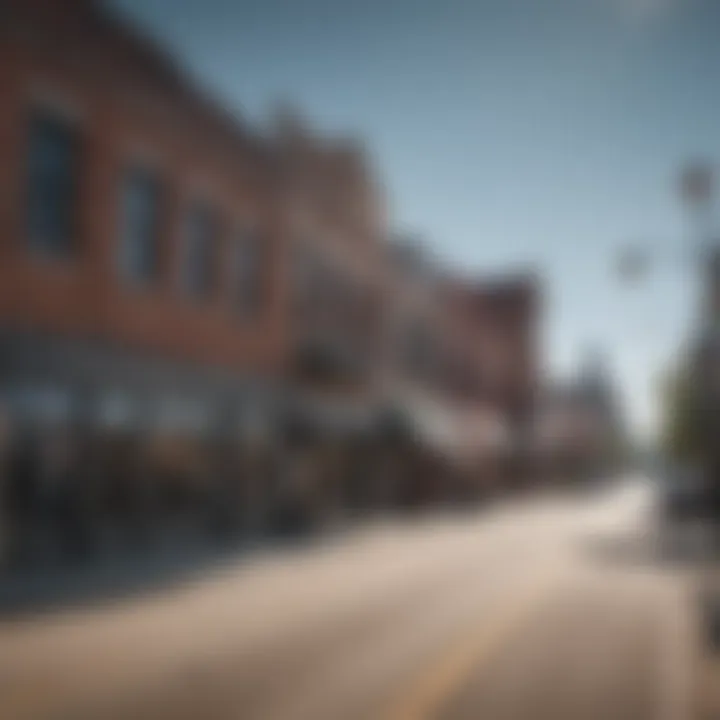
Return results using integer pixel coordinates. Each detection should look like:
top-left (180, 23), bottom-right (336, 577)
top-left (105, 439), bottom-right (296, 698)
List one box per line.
top-left (617, 162), bottom-right (717, 477)
top-left (678, 163), bottom-right (720, 515)
top-left (677, 162), bottom-right (720, 650)
top-left (618, 162), bottom-right (720, 647)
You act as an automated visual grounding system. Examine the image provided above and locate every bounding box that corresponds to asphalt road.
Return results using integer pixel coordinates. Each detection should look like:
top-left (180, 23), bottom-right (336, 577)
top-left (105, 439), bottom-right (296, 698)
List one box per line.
top-left (0, 477), bottom-right (696, 720)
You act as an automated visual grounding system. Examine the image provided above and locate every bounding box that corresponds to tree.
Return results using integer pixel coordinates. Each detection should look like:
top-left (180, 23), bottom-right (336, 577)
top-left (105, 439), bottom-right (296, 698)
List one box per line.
top-left (659, 357), bottom-right (705, 465)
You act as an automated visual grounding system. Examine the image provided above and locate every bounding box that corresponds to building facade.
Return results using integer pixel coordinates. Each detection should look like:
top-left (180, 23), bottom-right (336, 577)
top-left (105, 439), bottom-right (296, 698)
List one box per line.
top-left (0, 0), bottom-right (285, 435)
top-left (0, 0), bottom-right (542, 559)
top-left (534, 354), bottom-right (626, 484)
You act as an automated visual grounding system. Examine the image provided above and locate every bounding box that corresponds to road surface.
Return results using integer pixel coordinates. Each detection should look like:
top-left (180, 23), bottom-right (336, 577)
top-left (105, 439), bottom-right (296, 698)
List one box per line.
top-left (0, 477), bottom-right (697, 719)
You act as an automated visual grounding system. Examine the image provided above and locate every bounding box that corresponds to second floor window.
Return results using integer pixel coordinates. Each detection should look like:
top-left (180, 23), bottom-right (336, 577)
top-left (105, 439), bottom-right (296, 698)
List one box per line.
top-left (402, 321), bottom-right (436, 381)
top-left (118, 166), bottom-right (161, 283)
top-left (182, 203), bottom-right (216, 298)
top-left (26, 111), bottom-right (80, 258)
top-left (233, 229), bottom-right (264, 314)
top-left (291, 245), bottom-right (335, 317)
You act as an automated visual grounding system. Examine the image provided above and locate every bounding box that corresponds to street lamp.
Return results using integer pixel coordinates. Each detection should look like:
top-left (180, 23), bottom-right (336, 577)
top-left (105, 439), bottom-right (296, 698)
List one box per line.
top-left (615, 163), bottom-right (720, 538)
top-left (677, 162), bottom-right (720, 477)
top-left (622, 160), bottom-right (720, 648)
top-left (680, 163), bottom-right (713, 226)
top-left (674, 161), bottom-right (720, 651)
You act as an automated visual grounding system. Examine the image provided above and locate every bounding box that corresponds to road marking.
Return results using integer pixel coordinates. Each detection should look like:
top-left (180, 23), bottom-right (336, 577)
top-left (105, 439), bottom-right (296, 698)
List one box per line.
top-left (380, 567), bottom-right (563, 720)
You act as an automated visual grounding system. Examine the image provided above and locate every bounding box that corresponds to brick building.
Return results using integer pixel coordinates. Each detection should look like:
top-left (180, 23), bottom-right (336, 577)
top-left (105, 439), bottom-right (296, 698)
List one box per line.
top-left (0, 0), bottom-right (541, 549)
top-left (0, 0), bottom-right (285, 434)
top-left (263, 114), bottom-right (392, 522)
top-left (378, 240), bottom-right (541, 499)
top-left (446, 276), bottom-right (539, 421)
top-left (441, 275), bottom-right (541, 488)
top-left (271, 112), bottom-right (387, 425)
top-left (534, 353), bottom-right (625, 484)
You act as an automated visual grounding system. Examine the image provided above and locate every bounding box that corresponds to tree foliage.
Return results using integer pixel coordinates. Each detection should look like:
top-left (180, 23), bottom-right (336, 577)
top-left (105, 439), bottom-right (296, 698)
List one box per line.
top-left (660, 358), bottom-right (705, 463)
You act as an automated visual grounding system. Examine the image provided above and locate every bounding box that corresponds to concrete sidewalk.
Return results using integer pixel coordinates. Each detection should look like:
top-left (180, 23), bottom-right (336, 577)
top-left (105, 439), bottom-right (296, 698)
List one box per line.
top-left (0, 534), bottom-right (261, 618)
top-left (694, 578), bottom-right (720, 719)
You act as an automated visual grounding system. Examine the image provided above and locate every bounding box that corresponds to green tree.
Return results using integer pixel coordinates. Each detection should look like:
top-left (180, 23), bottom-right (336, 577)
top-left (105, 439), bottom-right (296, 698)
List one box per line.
top-left (660, 358), bottom-right (705, 464)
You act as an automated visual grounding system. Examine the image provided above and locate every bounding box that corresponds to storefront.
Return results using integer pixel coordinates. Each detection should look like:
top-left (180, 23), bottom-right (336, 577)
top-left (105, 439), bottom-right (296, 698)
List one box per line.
top-left (0, 330), bottom-right (279, 559)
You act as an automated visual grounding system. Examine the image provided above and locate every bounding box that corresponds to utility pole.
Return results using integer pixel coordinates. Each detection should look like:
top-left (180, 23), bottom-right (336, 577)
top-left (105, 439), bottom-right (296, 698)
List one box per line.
top-left (616, 162), bottom-right (720, 646)
top-left (678, 163), bottom-right (720, 520)
top-left (679, 162), bottom-right (720, 649)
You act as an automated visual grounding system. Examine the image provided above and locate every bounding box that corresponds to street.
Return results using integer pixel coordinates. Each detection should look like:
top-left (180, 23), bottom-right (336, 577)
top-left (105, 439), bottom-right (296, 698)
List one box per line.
top-left (0, 477), bottom-right (697, 720)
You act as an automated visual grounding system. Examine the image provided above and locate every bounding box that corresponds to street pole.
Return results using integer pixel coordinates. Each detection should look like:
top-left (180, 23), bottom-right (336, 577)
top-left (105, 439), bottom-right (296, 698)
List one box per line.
top-left (679, 164), bottom-right (720, 511)
top-left (679, 162), bottom-right (720, 649)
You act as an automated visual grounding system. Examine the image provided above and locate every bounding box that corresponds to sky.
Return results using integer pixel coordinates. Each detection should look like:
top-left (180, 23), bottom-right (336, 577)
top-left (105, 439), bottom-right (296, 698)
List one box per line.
top-left (109, 0), bottom-right (720, 437)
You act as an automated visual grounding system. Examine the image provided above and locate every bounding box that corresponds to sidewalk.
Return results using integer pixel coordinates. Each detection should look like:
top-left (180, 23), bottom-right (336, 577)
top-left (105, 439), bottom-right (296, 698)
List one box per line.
top-left (0, 535), bottom-right (255, 618)
top-left (696, 656), bottom-right (720, 719)
top-left (694, 570), bottom-right (720, 719)
top-left (0, 520), bottom-right (360, 619)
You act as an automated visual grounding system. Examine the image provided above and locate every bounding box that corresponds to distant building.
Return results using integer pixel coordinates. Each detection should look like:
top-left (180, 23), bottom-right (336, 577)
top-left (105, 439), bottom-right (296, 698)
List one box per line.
top-left (535, 354), bottom-right (626, 482)
top-left (443, 275), bottom-right (539, 421)
top-left (440, 274), bottom-right (541, 488)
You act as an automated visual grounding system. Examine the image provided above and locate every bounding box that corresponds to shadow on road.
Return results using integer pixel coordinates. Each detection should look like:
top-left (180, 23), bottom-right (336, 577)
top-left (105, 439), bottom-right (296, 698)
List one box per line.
top-left (581, 522), bottom-right (718, 572)
top-left (0, 529), bottom-right (324, 621)
top-left (0, 541), bottom-right (247, 620)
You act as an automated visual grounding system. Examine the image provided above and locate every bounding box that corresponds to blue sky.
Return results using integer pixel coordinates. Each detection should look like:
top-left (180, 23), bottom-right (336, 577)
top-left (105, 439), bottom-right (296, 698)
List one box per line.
top-left (109, 0), bottom-right (720, 435)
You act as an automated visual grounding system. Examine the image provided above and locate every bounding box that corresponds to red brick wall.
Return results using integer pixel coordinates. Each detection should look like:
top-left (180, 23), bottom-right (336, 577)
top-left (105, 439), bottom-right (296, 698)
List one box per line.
top-left (0, 0), bottom-right (287, 376)
top-left (441, 277), bottom-right (540, 418)
top-left (273, 119), bottom-right (388, 393)
top-left (0, 0), bottom-right (540, 406)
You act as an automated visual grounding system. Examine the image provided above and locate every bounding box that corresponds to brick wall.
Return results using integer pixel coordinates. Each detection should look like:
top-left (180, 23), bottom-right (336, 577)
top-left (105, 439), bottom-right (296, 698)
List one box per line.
top-left (0, 0), bottom-right (286, 376)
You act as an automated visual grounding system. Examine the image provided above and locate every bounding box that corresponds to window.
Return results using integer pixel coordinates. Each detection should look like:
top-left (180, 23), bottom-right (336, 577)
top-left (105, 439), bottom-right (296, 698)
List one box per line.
top-left (26, 111), bottom-right (80, 257)
top-left (118, 166), bottom-right (161, 283)
top-left (233, 228), bottom-right (264, 314)
top-left (402, 320), bottom-right (436, 380)
top-left (182, 203), bottom-right (216, 298)
top-left (291, 245), bottom-right (335, 315)
top-left (291, 245), bottom-right (317, 313)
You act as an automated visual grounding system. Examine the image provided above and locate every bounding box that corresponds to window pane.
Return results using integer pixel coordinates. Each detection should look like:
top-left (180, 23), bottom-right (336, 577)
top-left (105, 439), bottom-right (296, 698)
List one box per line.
top-left (234, 230), bottom-right (263, 313)
top-left (182, 204), bottom-right (216, 297)
top-left (26, 112), bottom-right (80, 256)
top-left (119, 167), bottom-right (160, 282)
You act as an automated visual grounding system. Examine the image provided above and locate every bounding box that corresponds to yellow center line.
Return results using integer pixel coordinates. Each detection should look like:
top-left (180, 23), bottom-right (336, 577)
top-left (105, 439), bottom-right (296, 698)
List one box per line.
top-left (380, 566), bottom-right (564, 720)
